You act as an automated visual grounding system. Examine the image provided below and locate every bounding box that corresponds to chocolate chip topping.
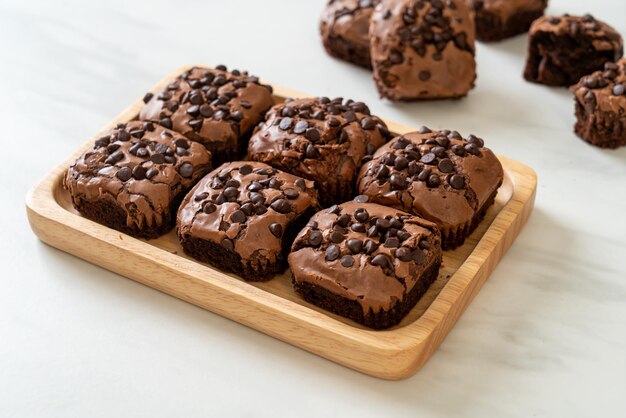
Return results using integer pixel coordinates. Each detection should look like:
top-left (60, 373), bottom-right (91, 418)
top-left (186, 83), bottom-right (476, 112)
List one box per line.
top-left (370, 0), bottom-right (476, 100)
top-left (177, 161), bottom-right (320, 264)
top-left (248, 97), bottom-right (390, 205)
top-left (139, 66), bottom-right (274, 160)
top-left (64, 121), bottom-right (212, 236)
top-left (291, 202), bottom-right (441, 287)
top-left (357, 129), bottom-right (504, 244)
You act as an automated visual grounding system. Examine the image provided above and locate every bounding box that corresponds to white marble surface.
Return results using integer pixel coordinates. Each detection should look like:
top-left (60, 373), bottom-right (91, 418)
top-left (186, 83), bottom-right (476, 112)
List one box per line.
top-left (2, 0), bottom-right (626, 416)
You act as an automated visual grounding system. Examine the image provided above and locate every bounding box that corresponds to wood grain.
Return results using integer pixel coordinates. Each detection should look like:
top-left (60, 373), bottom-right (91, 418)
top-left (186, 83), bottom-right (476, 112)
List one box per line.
top-left (26, 66), bottom-right (537, 380)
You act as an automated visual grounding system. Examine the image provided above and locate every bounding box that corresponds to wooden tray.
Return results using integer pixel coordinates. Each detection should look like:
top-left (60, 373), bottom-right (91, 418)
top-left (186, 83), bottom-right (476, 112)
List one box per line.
top-left (26, 67), bottom-right (537, 380)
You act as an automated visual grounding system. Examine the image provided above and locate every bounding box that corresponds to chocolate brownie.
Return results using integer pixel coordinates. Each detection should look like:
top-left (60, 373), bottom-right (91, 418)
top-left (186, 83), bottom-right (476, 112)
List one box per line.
top-left (289, 201), bottom-right (442, 329)
top-left (356, 128), bottom-right (503, 249)
top-left (370, 0), bottom-right (476, 100)
top-left (177, 162), bottom-right (320, 281)
top-left (64, 121), bottom-right (212, 239)
top-left (524, 15), bottom-right (623, 87)
top-left (320, 0), bottom-right (379, 69)
top-left (247, 97), bottom-right (390, 206)
top-left (468, 0), bottom-right (548, 42)
top-left (571, 60), bottom-right (626, 149)
top-left (140, 66), bottom-right (274, 164)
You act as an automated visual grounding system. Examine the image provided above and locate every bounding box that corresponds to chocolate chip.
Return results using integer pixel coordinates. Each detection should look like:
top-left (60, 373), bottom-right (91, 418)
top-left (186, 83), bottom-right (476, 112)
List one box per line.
top-left (295, 178), bottom-right (306, 190)
top-left (237, 164), bottom-right (252, 175)
top-left (230, 110), bottom-right (243, 122)
top-left (225, 179), bottom-right (241, 189)
top-left (385, 237), bottom-right (400, 248)
top-left (397, 230), bottom-right (411, 242)
top-left (419, 239), bottom-right (431, 250)
top-left (305, 128), bottom-right (320, 142)
top-left (270, 199), bottom-right (291, 214)
top-left (293, 120), bottom-right (309, 135)
top-left (438, 158), bottom-right (454, 173)
top-left (390, 218), bottom-right (403, 229)
top-left (420, 152), bottom-right (437, 165)
top-left (160, 118), bottom-right (173, 129)
top-left (330, 230), bottom-right (345, 243)
top-left (418, 126), bottom-right (432, 134)
top-left (202, 202), bottom-right (216, 214)
top-left (308, 230), bottom-right (323, 246)
top-left (340, 255), bottom-right (355, 267)
top-left (394, 156), bottom-right (409, 170)
top-left (230, 210), bottom-right (246, 224)
top-left (327, 117), bottom-right (340, 127)
top-left (132, 165), bottom-right (146, 180)
top-left (390, 173), bottom-right (407, 190)
top-left (221, 238), bottom-right (234, 251)
top-left (326, 245), bottom-right (340, 261)
top-left (179, 162), bottom-right (193, 178)
top-left (361, 117), bottom-right (376, 130)
top-left (351, 223), bottom-right (366, 233)
top-left (255, 204), bottom-right (268, 215)
top-left (613, 84), bottom-right (625, 96)
top-left (363, 240), bottom-right (378, 254)
top-left (279, 117), bottom-right (293, 130)
top-left (145, 168), bottom-right (158, 179)
top-left (188, 119), bottom-right (203, 131)
top-left (467, 134), bottom-right (484, 148)
top-left (465, 143), bottom-right (480, 155)
top-left (354, 195), bottom-right (369, 203)
top-left (117, 131), bottom-right (130, 142)
top-left (195, 192), bottom-right (209, 202)
top-left (449, 174), bottom-right (465, 189)
top-left (451, 144), bottom-right (466, 156)
top-left (419, 71), bottom-right (431, 81)
top-left (267, 223), bottom-right (283, 238)
top-left (199, 104), bottom-right (214, 118)
top-left (412, 249), bottom-right (425, 264)
top-left (116, 167), bottom-right (132, 181)
top-left (395, 247), bottom-right (412, 262)
top-left (427, 174), bottom-right (441, 188)
top-left (105, 150), bottom-right (124, 165)
top-left (305, 144), bottom-right (320, 159)
top-left (371, 254), bottom-right (391, 269)
top-left (354, 208), bottom-right (369, 223)
top-left (376, 218), bottom-right (391, 231)
top-left (187, 105), bottom-right (200, 117)
top-left (143, 92), bottom-right (154, 103)
top-left (283, 188), bottom-right (299, 200)
top-left (376, 164), bottom-right (390, 180)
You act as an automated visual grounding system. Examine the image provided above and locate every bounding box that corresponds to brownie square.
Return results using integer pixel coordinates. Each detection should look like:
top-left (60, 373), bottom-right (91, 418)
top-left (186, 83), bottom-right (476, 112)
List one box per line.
top-left (64, 121), bottom-right (212, 239)
top-left (571, 60), bottom-right (626, 149)
top-left (524, 15), bottom-right (623, 87)
top-left (289, 201), bottom-right (442, 329)
top-left (247, 97), bottom-right (390, 206)
top-left (468, 0), bottom-right (547, 42)
top-left (140, 66), bottom-right (274, 164)
top-left (356, 127), bottom-right (503, 250)
top-left (370, 0), bottom-right (476, 100)
top-left (177, 162), bottom-right (320, 281)
top-left (320, 0), bottom-right (379, 69)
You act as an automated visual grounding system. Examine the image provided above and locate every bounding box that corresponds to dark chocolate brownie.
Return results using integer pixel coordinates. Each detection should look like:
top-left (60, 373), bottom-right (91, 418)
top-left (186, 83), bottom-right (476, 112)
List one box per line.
top-left (177, 162), bottom-right (320, 281)
top-left (524, 15), bottom-right (623, 87)
top-left (140, 66), bottom-right (274, 164)
top-left (370, 0), bottom-right (476, 100)
top-left (320, 0), bottom-right (380, 69)
top-left (289, 201), bottom-right (442, 329)
top-left (571, 59), bottom-right (626, 149)
top-left (64, 121), bottom-right (212, 239)
top-left (468, 0), bottom-right (548, 42)
top-left (356, 128), bottom-right (503, 249)
top-left (247, 97), bottom-right (390, 206)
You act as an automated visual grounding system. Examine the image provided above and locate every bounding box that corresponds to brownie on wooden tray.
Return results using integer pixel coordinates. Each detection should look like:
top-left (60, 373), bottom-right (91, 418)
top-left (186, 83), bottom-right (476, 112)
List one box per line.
top-left (247, 97), bottom-right (390, 206)
top-left (524, 15), bottom-right (623, 87)
top-left (64, 121), bottom-right (212, 239)
top-left (468, 0), bottom-right (548, 42)
top-left (289, 201), bottom-right (442, 329)
top-left (140, 66), bottom-right (274, 164)
top-left (356, 128), bottom-right (504, 250)
top-left (177, 162), bottom-right (320, 281)
top-left (571, 60), bottom-right (626, 149)
top-left (319, 0), bottom-right (379, 69)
